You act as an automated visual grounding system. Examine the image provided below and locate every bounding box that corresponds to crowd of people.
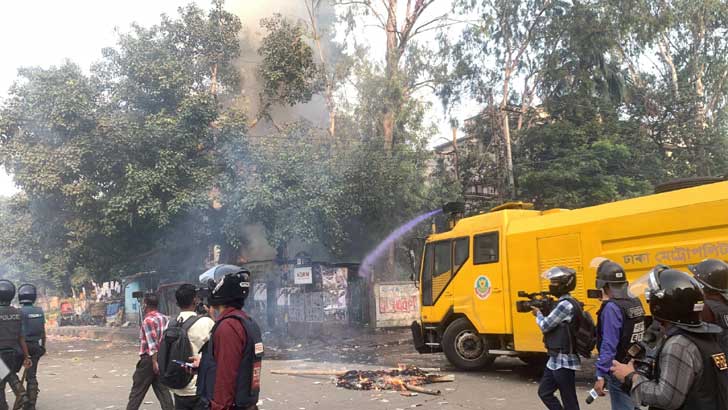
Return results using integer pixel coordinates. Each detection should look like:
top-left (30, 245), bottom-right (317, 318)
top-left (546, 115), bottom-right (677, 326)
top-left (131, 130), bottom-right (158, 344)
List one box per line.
top-left (2, 258), bottom-right (728, 410)
top-left (534, 258), bottom-right (728, 410)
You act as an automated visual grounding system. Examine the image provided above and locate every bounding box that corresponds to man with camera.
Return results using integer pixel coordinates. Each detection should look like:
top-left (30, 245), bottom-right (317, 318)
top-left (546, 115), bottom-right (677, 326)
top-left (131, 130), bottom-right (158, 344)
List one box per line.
top-left (591, 259), bottom-right (645, 410)
top-left (690, 258), bottom-right (728, 353)
top-left (533, 266), bottom-right (582, 410)
top-left (611, 266), bottom-right (728, 410)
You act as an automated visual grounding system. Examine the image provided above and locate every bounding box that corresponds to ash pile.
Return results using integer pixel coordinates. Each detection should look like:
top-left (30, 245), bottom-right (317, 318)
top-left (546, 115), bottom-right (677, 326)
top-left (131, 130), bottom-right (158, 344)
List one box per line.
top-left (273, 365), bottom-right (454, 396)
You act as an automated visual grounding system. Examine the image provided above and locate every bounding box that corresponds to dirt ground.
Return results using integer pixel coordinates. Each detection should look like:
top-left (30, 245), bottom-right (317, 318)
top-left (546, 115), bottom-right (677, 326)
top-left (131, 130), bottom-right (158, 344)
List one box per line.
top-left (4, 333), bottom-right (617, 410)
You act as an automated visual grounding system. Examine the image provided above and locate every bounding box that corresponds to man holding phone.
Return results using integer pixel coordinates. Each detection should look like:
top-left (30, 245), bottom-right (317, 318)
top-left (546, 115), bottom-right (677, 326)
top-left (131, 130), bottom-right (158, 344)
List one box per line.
top-left (169, 284), bottom-right (215, 410)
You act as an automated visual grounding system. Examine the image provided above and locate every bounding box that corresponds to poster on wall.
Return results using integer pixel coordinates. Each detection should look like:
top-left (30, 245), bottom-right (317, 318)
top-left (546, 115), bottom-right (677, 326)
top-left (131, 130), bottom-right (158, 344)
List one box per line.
top-left (293, 267), bottom-right (313, 285)
top-left (322, 267), bottom-right (348, 321)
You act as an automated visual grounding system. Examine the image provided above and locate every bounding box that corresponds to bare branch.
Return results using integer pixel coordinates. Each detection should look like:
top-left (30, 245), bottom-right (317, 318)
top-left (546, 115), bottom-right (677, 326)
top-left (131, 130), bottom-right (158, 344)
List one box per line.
top-left (707, 67), bottom-right (728, 114)
top-left (337, 0), bottom-right (388, 30)
top-left (512, 0), bottom-right (552, 68)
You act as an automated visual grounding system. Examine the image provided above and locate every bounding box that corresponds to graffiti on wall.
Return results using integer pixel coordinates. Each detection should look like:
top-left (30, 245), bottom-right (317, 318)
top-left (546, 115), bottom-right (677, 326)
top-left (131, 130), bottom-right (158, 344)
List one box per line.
top-left (375, 282), bottom-right (420, 328)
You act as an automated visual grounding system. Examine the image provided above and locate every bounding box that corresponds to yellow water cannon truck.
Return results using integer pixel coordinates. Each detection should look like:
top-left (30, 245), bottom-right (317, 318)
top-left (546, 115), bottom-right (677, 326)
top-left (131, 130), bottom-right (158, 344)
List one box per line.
top-left (411, 179), bottom-right (728, 370)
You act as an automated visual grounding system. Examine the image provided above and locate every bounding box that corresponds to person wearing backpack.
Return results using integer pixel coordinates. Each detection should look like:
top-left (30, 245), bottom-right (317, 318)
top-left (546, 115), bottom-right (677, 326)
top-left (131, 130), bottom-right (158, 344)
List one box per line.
top-left (161, 284), bottom-right (214, 410)
top-left (590, 258), bottom-right (645, 410)
top-left (533, 266), bottom-right (582, 410)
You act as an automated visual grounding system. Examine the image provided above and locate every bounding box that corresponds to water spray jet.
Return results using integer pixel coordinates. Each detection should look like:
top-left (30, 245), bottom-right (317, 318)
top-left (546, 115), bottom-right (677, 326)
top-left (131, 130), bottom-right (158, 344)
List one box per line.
top-left (359, 208), bottom-right (443, 277)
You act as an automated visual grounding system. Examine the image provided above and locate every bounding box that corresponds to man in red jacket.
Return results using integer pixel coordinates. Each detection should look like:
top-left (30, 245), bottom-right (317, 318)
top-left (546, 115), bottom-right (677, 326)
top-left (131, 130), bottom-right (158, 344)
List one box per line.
top-left (193, 265), bottom-right (263, 410)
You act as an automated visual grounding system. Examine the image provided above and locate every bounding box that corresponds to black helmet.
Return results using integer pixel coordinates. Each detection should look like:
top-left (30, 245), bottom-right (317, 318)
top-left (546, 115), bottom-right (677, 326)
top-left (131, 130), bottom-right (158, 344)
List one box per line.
top-left (0, 280), bottom-right (16, 306)
top-left (591, 258), bottom-right (629, 298)
top-left (689, 258), bottom-right (728, 296)
top-left (631, 266), bottom-right (705, 327)
top-left (17, 284), bottom-right (37, 305)
top-left (200, 265), bottom-right (251, 307)
top-left (542, 266), bottom-right (577, 297)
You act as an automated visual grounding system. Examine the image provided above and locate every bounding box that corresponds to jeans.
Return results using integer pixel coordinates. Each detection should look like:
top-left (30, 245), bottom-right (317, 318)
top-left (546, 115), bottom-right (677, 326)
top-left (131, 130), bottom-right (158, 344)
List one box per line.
top-left (606, 373), bottom-right (639, 410)
top-left (538, 367), bottom-right (580, 410)
top-left (125, 355), bottom-right (174, 410)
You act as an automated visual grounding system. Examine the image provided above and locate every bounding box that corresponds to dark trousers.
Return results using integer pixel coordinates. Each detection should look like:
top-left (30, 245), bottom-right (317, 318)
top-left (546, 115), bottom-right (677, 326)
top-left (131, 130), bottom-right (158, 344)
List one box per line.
top-left (0, 350), bottom-right (23, 410)
top-left (538, 367), bottom-right (580, 410)
top-left (173, 395), bottom-right (208, 410)
top-left (126, 355), bottom-right (174, 410)
top-left (25, 343), bottom-right (43, 384)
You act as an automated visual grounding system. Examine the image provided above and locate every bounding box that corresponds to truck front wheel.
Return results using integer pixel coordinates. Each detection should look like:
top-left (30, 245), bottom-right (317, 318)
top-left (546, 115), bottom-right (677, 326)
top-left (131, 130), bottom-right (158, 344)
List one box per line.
top-left (442, 318), bottom-right (495, 371)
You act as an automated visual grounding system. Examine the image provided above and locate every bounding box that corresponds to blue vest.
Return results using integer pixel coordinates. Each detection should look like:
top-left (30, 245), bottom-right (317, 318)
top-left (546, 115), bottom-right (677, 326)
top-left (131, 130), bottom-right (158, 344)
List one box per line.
top-left (20, 304), bottom-right (45, 343)
top-left (197, 310), bottom-right (263, 408)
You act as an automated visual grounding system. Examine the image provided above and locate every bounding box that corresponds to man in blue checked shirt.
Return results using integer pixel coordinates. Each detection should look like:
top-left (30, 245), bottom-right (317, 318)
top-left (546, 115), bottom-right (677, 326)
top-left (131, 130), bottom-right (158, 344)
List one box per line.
top-left (533, 266), bottom-right (581, 410)
top-left (591, 258), bottom-right (645, 410)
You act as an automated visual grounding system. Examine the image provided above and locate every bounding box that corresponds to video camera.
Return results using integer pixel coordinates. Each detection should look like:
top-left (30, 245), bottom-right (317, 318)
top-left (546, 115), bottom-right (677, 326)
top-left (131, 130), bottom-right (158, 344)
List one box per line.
top-left (624, 320), bottom-right (663, 380)
top-left (515, 290), bottom-right (558, 315)
top-left (195, 288), bottom-right (210, 315)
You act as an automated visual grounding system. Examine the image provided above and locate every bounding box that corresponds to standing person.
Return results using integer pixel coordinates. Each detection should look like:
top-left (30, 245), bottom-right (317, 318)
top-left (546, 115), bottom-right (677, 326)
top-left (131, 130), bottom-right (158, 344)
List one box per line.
top-left (194, 265), bottom-right (263, 410)
top-left (126, 293), bottom-right (174, 410)
top-left (690, 258), bottom-right (728, 352)
top-left (0, 280), bottom-right (32, 410)
top-left (17, 284), bottom-right (46, 410)
top-left (533, 266), bottom-right (582, 410)
top-left (591, 259), bottom-right (645, 410)
top-left (611, 266), bottom-right (728, 409)
top-left (168, 284), bottom-right (214, 410)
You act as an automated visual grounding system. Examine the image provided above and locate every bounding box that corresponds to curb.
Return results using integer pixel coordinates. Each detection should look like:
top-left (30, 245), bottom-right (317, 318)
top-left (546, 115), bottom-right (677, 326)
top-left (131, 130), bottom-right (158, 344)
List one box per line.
top-left (47, 326), bottom-right (138, 343)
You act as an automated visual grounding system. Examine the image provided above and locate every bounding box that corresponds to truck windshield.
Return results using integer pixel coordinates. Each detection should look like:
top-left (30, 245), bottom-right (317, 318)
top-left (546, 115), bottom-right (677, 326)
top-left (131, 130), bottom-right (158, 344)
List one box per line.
top-left (421, 237), bottom-right (470, 306)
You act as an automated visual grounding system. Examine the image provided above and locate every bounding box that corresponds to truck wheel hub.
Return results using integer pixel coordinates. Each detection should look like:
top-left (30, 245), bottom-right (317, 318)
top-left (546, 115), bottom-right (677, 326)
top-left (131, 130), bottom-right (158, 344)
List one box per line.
top-left (455, 330), bottom-right (484, 360)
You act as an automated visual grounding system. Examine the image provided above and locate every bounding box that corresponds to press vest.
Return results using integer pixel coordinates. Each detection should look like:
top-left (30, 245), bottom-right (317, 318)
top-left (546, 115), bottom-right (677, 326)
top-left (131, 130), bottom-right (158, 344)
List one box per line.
top-left (704, 299), bottom-right (728, 353)
top-left (650, 329), bottom-right (728, 410)
top-left (543, 297), bottom-right (578, 356)
top-left (0, 305), bottom-right (21, 351)
top-left (20, 304), bottom-right (45, 344)
top-left (197, 310), bottom-right (263, 408)
top-left (597, 298), bottom-right (646, 362)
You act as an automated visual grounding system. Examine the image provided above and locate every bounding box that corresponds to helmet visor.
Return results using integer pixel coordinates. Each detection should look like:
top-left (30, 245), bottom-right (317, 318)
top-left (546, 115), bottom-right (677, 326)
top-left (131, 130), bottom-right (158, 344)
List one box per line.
top-left (590, 257), bottom-right (608, 269)
top-left (628, 267), bottom-right (662, 299)
top-left (541, 266), bottom-right (575, 280)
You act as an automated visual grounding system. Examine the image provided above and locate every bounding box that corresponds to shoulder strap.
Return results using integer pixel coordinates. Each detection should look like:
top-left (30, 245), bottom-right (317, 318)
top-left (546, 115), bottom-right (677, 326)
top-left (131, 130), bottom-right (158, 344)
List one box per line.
top-left (564, 297), bottom-right (583, 320)
top-left (181, 315), bottom-right (203, 332)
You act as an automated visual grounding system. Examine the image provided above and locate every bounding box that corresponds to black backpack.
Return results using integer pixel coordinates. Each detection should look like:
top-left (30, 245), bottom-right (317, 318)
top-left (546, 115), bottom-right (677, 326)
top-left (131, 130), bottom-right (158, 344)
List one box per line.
top-left (158, 315), bottom-right (202, 389)
top-left (566, 298), bottom-right (598, 358)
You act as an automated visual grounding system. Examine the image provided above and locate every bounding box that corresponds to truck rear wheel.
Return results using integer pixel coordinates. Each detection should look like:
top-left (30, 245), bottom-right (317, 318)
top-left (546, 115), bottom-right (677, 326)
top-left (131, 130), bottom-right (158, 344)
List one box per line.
top-left (442, 318), bottom-right (495, 371)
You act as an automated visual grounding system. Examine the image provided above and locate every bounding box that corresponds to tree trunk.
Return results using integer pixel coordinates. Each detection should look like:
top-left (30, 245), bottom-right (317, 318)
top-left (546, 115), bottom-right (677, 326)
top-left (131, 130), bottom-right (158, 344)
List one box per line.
top-left (500, 67), bottom-right (515, 197)
top-left (692, 13), bottom-right (709, 176)
top-left (210, 63), bottom-right (218, 96)
top-left (657, 34), bottom-right (679, 98)
top-left (383, 0), bottom-right (398, 151)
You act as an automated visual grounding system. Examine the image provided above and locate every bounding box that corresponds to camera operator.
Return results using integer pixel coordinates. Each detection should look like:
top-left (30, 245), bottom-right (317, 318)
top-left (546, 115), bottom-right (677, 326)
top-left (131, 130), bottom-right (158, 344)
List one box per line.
top-left (534, 266), bottom-right (582, 410)
top-left (591, 258), bottom-right (645, 410)
top-left (690, 258), bottom-right (728, 353)
top-left (611, 266), bottom-right (728, 410)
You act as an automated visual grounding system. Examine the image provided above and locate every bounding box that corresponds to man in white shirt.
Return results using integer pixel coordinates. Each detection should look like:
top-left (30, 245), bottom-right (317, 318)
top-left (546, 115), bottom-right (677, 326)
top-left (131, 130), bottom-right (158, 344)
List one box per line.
top-left (170, 284), bottom-right (215, 410)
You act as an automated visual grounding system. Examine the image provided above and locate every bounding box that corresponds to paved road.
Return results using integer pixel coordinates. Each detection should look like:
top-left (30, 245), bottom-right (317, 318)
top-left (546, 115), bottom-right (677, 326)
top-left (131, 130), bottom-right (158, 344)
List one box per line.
top-left (10, 336), bottom-right (614, 410)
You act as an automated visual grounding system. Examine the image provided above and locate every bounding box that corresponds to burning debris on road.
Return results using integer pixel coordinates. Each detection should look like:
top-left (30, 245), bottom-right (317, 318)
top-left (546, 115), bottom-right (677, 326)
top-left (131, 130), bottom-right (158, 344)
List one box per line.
top-left (272, 365), bottom-right (454, 396)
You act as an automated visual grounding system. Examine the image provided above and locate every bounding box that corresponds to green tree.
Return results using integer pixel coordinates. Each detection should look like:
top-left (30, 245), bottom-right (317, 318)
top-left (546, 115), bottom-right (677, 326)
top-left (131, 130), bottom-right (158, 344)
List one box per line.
top-left (0, 1), bottom-right (247, 289)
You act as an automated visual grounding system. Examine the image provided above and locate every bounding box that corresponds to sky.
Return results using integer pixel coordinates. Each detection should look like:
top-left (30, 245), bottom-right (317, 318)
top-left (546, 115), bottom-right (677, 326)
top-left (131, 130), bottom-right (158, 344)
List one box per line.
top-left (0, 0), bottom-right (477, 197)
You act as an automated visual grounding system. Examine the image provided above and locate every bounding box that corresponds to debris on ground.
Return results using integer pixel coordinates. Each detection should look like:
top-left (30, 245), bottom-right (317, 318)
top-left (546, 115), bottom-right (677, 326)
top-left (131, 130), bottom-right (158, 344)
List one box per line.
top-left (271, 365), bottom-right (453, 396)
